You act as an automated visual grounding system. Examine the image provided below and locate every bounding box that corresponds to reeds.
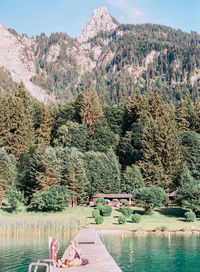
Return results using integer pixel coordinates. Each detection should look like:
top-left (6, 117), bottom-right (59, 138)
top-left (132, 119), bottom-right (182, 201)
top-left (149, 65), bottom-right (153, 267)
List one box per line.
top-left (0, 216), bottom-right (80, 238)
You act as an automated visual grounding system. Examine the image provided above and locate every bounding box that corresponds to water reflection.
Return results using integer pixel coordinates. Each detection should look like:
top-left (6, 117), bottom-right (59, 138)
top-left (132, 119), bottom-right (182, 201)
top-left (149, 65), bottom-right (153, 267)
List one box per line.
top-left (101, 234), bottom-right (200, 272)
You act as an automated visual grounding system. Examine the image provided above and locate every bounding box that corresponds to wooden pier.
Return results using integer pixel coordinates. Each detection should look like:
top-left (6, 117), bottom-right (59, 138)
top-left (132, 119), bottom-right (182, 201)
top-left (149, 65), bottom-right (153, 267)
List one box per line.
top-left (55, 228), bottom-right (122, 272)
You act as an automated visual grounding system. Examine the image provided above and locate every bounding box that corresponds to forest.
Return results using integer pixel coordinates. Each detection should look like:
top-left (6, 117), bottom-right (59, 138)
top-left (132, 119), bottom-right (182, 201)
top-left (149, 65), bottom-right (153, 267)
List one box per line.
top-left (0, 75), bottom-right (200, 215)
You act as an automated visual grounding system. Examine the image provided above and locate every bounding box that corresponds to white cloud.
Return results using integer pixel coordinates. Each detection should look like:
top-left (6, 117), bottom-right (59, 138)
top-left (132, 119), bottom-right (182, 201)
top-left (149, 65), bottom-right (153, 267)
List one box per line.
top-left (105, 0), bottom-right (145, 22)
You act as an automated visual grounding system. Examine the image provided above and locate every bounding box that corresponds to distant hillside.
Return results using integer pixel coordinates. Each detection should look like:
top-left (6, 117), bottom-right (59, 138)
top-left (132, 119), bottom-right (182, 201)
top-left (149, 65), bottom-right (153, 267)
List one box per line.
top-left (1, 7), bottom-right (200, 104)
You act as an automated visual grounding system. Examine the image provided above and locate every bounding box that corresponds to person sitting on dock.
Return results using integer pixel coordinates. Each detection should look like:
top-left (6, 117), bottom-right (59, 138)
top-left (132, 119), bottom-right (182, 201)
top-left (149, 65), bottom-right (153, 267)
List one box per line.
top-left (57, 240), bottom-right (99, 268)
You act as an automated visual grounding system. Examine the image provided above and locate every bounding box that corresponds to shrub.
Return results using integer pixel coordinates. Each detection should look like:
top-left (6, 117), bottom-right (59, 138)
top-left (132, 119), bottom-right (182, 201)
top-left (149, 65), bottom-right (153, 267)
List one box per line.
top-left (121, 206), bottom-right (133, 217)
top-left (29, 185), bottom-right (70, 212)
top-left (94, 216), bottom-right (104, 224)
top-left (118, 215), bottom-right (126, 224)
top-left (184, 211), bottom-right (196, 222)
top-left (6, 189), bottom-right (21, 213)
top-left (97, 203), bottom-right (104, 210)
top-left (96, 197), bottom-right (105, 205)
top-left (92, 209), bottom-right (100, 218)
top-left (133, 186), bottom-right (168, 214)
top-left (157, 225), bottom-right (168, 231)
top-left (131, 214), bottom-right (141, 223)
top-left (99, 206), bottom-right (112, 216)
top-left (120, 199), bottom-right (128, 206)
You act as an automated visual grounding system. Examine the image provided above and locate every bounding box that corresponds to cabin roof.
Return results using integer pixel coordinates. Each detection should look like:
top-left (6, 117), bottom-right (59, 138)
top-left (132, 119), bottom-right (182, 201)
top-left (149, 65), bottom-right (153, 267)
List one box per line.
top-left (93, 193), bottom-right (132, 199)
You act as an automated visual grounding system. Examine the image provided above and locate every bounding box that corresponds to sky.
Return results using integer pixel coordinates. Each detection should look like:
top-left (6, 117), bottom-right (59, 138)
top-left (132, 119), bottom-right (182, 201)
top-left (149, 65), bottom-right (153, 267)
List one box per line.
top-left (0, 0), bottom-right (199, 37)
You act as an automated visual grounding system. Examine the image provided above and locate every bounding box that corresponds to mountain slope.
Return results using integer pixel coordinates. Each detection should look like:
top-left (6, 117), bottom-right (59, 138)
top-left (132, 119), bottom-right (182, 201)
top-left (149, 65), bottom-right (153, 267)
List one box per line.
top-left (0, 7), bottom-right (200, 104)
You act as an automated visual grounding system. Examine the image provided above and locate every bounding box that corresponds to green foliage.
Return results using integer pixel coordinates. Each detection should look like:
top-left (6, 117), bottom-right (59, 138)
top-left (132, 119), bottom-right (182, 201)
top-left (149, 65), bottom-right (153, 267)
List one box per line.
top-left (29, 185), bottom-right (70, 212)
top-left (156, 225), bottom-right (168, 231)
top-left (97, 203), bottom-right (104, 210)
top-left (94, 216), bottom-right (104, 224)
top-left (131, 214), bottom-right (141, 223)
top-left (0, 148), bottom-right (17, 203)
top-left (30, 144), bottom-right (61, 193)
top-left (64, 148), bottom-right (89, 205)
top-left (121, 206), bottom-right (133, 217)
top-left (96, 198), bottom-right (105, 205)
top-left (87, 125), bottom-right (118, 153)
top-left (184, 211), bottom-right (196, 222)
top-left (0, 91), bottom-right (35, 159)
top-left (92, 209), bottom-right (100, 218)
top-left (133, 186), bottom-right (168, 214)
top-left (99, 206), bottom-right (112, 216)
top-left (84, 150), bottom-right (121, 197)
top-left (121, 165), bottom-right (144, 193)
top-left (176, 177), bottom-right (200, 214)
top-left (120, 199), bottom-right (128, 206)
top-left (53, 122), bottom-right (87, 152)
top-left (6, 189), bottom-right (21, 213)
top-left (118, 215), bottom-right (126, 224)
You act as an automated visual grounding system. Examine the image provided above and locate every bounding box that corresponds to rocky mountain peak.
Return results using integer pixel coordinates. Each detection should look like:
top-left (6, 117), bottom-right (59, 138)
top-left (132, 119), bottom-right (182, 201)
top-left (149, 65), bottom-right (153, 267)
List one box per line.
top-left (78, 6), bottom-right (118, 43)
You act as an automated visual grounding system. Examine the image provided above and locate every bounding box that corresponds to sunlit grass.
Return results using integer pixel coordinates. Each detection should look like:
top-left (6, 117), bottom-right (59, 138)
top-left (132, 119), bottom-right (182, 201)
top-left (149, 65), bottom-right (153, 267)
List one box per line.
top-left (1, 205), bottom-right (200, 237)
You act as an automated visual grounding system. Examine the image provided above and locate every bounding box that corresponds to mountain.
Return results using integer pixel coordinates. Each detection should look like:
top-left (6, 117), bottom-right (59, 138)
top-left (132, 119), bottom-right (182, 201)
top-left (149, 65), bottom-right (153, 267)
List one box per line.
top-left (0, 7), bottom-right (200, 104)
top-left (78, 6), bottom-right (119, 42)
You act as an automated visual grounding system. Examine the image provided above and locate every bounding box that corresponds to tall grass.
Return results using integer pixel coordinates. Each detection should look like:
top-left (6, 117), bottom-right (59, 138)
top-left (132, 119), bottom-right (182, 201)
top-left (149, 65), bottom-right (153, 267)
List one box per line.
top-left (0, 216), bottom-right (80, 237)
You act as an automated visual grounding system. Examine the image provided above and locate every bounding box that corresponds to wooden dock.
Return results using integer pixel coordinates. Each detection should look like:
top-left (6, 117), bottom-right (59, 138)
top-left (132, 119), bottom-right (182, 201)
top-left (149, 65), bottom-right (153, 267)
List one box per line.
top-left (55, 228), bottom-right (122, 272)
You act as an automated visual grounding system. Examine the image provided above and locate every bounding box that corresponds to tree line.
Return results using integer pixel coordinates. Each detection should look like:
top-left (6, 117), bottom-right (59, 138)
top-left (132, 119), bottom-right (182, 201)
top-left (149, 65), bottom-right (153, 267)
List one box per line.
top-left (0, 82), bottom-right (200, 214)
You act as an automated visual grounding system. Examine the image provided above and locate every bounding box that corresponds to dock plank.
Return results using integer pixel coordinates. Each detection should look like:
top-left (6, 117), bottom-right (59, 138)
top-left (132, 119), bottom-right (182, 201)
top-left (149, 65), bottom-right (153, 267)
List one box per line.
top-left (55, 228), bottom-right (122, 272)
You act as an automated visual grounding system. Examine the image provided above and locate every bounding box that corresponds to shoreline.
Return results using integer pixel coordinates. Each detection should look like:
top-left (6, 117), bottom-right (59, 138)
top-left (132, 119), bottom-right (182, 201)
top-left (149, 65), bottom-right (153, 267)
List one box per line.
top-left (98, 229), bottom-right (200, 236)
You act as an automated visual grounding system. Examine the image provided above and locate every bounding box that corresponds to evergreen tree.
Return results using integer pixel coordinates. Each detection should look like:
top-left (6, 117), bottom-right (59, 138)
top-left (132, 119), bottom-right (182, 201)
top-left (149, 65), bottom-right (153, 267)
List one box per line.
top-left (175, 100), bottom-right (190, 132)
top-left (30, 144), bottom-right (61, 193)
top-left (53, 121), bottom-right (87, 152)
top-left (121, 165), bottom-right (144, 193)
top-left (0, 92), bottom-right (34, 159)
top-left (36, 104), bottom-right (57, 145)
top-left (84, 150), bottom-right (121, 197)
top-left (178, 131), bottom-right (200, 180)
top-left (65, 148), bottom-right (88, 206)
top-left (138, 113), bottom-right (182, 191)
top-left (80, 88), bottom-right (103, 134)
top-left (0, 148), bottom-right (17, 206)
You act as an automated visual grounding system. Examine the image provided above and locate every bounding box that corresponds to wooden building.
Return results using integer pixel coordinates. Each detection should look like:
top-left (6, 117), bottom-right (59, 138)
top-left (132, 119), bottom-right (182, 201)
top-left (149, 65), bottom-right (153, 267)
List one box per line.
top-left (92, 193), bottom-right (132, 206)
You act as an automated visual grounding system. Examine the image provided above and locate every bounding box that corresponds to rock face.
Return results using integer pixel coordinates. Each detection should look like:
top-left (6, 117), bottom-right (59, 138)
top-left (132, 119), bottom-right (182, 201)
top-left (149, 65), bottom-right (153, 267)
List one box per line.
top-left (0, 22), bottom-right (55, 103)
top-left (78, 7), bottom-right (118, 43)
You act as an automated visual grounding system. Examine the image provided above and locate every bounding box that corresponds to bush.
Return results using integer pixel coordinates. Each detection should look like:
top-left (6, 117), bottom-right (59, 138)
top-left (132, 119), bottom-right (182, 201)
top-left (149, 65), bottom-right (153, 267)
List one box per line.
top-left (121, 206), bottom-right (133, 217)
top-left (96, 203), bottom-right (104, 210)
top-left (131, 214), bottom-right (141, 223)
top-left (94, 216), bottom-right (104, 224)
top-left (92, 209), bottom-right (100, 218)
top-left (96, 198), bottom-right (105, 205)
top-left (6, 189), bottom-right (21, 213)
top-left (99, 206), bottom-right (112, 216)
top-left (156, 225), bottom-right (168, 231)
top-left (184, 211), bottom-right (196, 222)
top-left (133, 186), bottom-right (168, 214)
top-left (118, 215), bottom-right (126, 224)
top-left (29, 185), bottom-right (70, 212)
top-left (120, 199), bottom-right (128, 206)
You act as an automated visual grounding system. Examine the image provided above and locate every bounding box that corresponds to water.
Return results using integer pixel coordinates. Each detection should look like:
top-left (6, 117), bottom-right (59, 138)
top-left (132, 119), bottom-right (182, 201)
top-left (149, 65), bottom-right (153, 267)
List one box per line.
top-left (101, 234), bottom-right (200, 272)
top-left (1, 234), bottom-right (200, 272)
top-left (0, 234), bottom-right (74, 272)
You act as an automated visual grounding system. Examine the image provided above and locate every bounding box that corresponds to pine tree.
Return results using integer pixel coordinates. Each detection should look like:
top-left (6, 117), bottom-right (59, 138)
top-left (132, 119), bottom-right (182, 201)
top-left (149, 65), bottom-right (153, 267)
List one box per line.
top-left (138, 113), bottom-right (182, 191)
top-left (121, 165), bottom-right (144, 193)
top-left (0, 148), bottom-right (17, 206)
top-left (0, 92), bottom-right (34, 159)
top-left (36, 104), bottom-right (57, 145)
top-left (65, 148), bottom-right (88, 206)
top-left (30, 144), bottom-right (61, 193)
top-left (80, 88), bottom-right (103, 134)
top-left (175, 100), bottom-right (190, 132)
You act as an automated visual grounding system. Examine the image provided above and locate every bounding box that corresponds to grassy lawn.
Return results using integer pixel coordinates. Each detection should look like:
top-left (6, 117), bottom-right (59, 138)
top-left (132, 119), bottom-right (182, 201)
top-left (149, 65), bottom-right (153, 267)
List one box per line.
top-left (1, 205), bottom-right (200, 233)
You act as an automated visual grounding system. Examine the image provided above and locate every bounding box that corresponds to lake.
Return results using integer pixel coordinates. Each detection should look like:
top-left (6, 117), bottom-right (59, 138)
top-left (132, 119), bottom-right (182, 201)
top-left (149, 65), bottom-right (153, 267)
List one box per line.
top-left (1, 233), bottom-right (200, 272)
